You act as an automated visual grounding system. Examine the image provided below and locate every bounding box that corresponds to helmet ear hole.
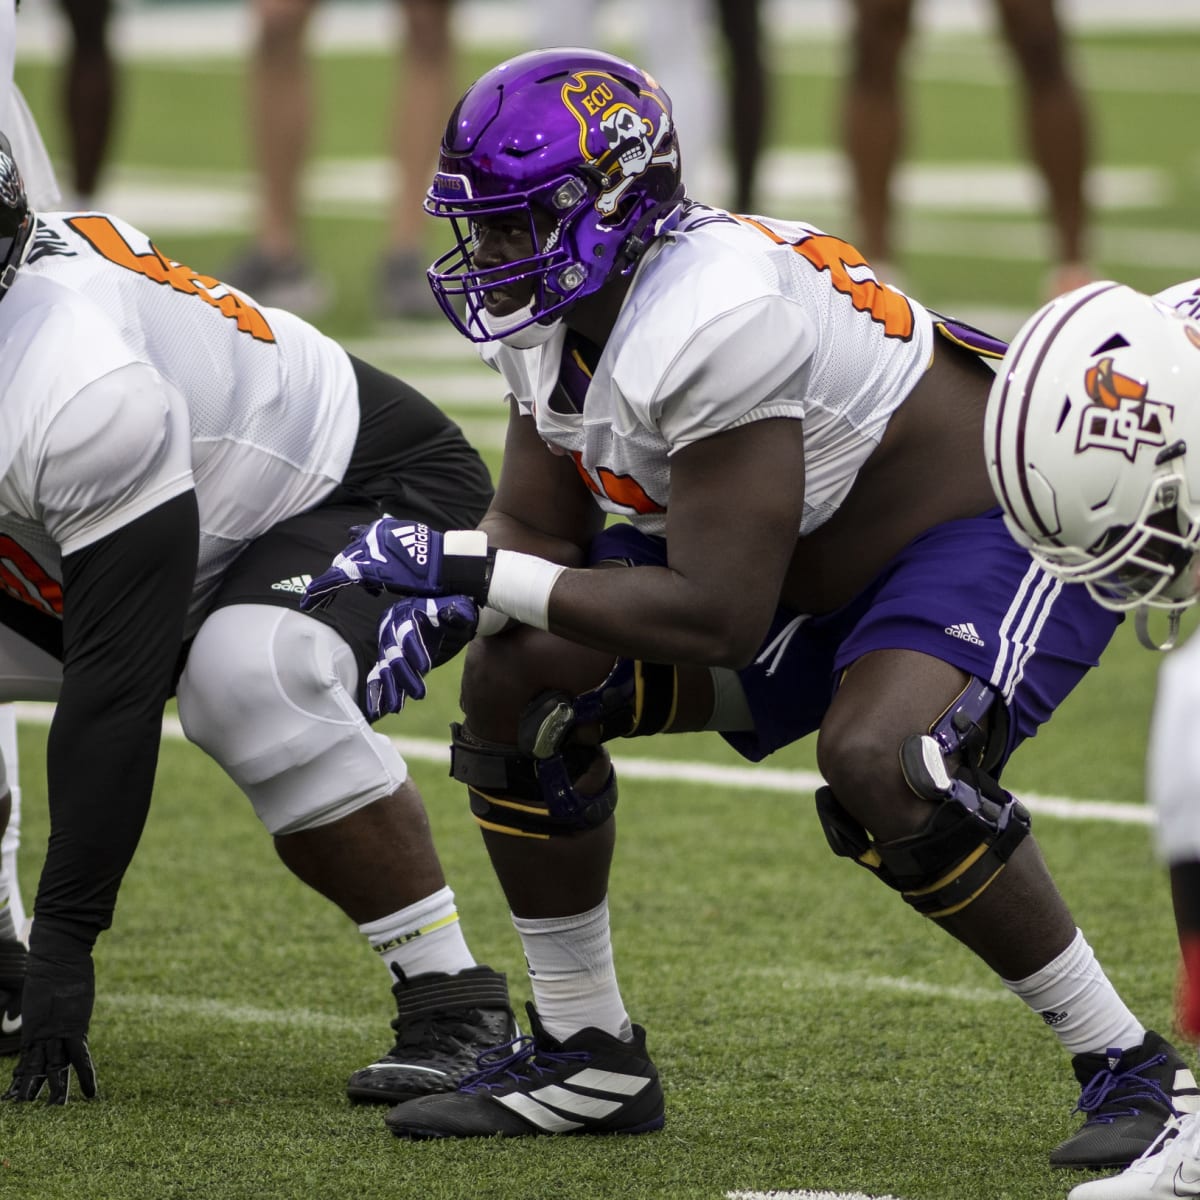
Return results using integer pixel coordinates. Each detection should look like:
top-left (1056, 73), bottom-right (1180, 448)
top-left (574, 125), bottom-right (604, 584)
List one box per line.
top-left (1023, 462), bottom-right (1063, 540)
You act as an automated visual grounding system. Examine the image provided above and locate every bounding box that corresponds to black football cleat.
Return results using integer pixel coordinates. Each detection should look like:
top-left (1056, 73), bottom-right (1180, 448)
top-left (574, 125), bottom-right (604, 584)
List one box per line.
top-left (1051, 1031), bottom-right (1200, 1168)
top-left (346, 964), bottom-right (517, 1105)
top-left (384, 1002), bottom-right (664, 1139)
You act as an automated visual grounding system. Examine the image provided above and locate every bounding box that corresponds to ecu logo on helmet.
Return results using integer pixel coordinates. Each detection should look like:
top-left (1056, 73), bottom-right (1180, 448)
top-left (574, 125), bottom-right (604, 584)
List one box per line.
top-left (560, 70), bottom-right (679, 218)
top-left (1076, 356), bottom-right (1174, 462)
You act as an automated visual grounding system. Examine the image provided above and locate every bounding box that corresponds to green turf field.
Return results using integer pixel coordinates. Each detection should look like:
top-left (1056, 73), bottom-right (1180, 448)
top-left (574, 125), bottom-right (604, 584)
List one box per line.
top-left (4, 14), bottom-right (1200, 1200)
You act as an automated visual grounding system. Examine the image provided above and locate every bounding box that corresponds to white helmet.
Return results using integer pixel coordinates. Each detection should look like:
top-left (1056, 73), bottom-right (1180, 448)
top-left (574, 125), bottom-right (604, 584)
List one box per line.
top-left (985, 280), bottom-right (1200, 624)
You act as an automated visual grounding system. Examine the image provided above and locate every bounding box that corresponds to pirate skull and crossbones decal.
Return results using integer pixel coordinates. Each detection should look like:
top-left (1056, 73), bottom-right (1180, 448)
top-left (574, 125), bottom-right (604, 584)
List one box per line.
top-left (595, 103), bottom-right (678, 216)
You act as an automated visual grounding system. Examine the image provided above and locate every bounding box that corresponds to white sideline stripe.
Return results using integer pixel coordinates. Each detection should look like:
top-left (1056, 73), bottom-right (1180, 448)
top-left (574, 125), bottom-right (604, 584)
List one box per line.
top-left (98, 964), bottom-right (1014, 1036)
top-left (101, 990), bottom-right (369, 1033)
top-left (71, 154), bottom-right (1168, 237)
top-left (748, 967), bottom-right (1009, 1006)
top-left (728, 1192), bottom-right (904, 1200)
top-left (9, 702), bottom-right (1155, 826)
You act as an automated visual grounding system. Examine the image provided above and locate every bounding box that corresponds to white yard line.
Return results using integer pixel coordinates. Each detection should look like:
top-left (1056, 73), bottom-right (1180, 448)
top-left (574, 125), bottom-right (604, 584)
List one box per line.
top-left (728, 1192), bottom-right (904, 1200)
top-left (101, 966), bottom-right (1014, 1033)
top-left (100, 990), bottom-right (372, 1033)
top-left (82, 153), bottom-right (1171, 236)
top-left (57, 159), bottom-right (1181, 347)
top-left (11, 702), bottom-right (1156, 826)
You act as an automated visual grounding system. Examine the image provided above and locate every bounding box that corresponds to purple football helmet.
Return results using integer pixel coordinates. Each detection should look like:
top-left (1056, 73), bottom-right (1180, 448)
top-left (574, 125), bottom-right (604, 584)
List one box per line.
top-left (425, 48), bottom-right (686, 343)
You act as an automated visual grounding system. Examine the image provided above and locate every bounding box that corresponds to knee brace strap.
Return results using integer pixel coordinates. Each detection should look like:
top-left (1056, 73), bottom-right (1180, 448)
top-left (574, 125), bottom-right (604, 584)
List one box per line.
top-left (929, 675), bottom-right (1009, 775)
top-left (467, 769), bottom-right (619, 840)
top-left (450, 723), bottom-right (617, 836)
top-left (815, 734), bottom-right (1031, 919)
top-left (517, 658), bottom-right (678, 760)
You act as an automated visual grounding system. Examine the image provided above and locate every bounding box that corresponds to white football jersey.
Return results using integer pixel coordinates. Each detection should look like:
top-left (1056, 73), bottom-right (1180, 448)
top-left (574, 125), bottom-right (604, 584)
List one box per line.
top-left (482, 204), bottom-right (934, 537)
top-left (0, 212), bottom-right (359, 631)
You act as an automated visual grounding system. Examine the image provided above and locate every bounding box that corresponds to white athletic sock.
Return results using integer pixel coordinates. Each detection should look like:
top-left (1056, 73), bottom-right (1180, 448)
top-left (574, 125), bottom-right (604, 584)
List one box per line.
top-left (511, 898), bottom-right (632, 1043)
top-left (357, 886), bottom-right (476, 981)
top-left (1003, 927), bottom-right (1146, 1055)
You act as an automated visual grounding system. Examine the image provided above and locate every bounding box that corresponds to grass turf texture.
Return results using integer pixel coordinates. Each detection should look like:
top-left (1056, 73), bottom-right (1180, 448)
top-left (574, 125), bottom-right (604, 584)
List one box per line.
top-left (4, 17), bottom-right (1199, 1200)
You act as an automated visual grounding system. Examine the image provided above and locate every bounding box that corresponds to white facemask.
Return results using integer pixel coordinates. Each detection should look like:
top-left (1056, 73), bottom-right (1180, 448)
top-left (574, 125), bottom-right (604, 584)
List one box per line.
top-left (478, 301), bottom-right (562, 349)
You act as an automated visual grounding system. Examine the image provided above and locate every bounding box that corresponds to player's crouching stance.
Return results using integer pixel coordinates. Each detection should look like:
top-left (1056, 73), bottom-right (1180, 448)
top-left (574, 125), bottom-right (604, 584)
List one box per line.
top-left (987, 280), bottom-right (1200, 1200)
top-left (0, 134), bottom-right (516, 1107)
top-left (307, 48), bottom-right (1194, 1162)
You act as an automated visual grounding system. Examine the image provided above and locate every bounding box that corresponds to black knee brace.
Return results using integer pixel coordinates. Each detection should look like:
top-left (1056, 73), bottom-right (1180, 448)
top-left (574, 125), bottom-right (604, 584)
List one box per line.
top-left (449, 721), bottom-right (617, 839)
top-left (448, 657), bottom-right (677, 838)
top-left (815, 676), bottom-right (1030, 919)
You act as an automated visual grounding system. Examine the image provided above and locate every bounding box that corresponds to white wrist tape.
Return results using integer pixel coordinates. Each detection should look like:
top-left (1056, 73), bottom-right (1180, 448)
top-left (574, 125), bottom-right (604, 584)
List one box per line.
top-left (487, 550), bottom-right (566, 630)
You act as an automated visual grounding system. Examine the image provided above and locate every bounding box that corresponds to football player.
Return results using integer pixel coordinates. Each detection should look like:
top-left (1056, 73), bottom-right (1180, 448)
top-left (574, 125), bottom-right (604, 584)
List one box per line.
top-left (307, 47), bottom-right (1193, 1166)
top-left (0, 0), bottom-right (62, 1055)
top-left (0, 133), bottom-right (518, 1107)
top-left (987, 279), bottom-right (1200, 1200)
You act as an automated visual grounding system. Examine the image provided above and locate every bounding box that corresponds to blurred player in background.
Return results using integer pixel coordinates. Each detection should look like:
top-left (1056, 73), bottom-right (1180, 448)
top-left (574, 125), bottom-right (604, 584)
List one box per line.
top-left (306, 47), bottom-right (1193, 1168)
top-left (226, 0), bottom-right (456, 319)
top-left (533, 0), bottom-right (767, 212)
top-left (842, 0), bottom-right (1093, 297)
top-left (986, 278), bottom-right (1200, 1200)
top-left (0, 133), bottom-right (517, 1106)
top-left (53, 0), bottom-right (118, 211)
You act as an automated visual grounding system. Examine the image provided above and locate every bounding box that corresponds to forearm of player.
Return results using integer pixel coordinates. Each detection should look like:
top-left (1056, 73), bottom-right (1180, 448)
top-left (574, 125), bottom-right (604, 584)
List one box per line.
top-left (489, 557), bottom-right (764, 669)
top-left (472, 507), bottom-right (600, 637)
top-left (35, 493), bottom-right (200, 937)
top-left (479, 508), bottom-right (594, 569)
top-left (38, 681), bottom-right (165, 941)
top-left (487, 422), bottom-right (804, 663)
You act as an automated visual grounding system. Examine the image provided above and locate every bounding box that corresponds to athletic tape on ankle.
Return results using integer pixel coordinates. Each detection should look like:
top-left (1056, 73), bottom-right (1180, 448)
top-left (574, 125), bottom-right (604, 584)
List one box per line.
top-left (488, 550), bottom-right (566, 631)
top-left (368, 912), bottom-right (461, 955)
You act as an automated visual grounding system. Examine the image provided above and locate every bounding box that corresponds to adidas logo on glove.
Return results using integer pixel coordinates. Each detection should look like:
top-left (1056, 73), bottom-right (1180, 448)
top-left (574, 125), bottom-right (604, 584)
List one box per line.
top-left (392, 523), bottom-right (430, 567)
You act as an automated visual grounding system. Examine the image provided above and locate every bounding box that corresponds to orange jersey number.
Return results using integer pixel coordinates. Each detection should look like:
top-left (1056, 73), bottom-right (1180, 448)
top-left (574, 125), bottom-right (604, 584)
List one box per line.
top-left (735, 217), bottom-right (914, 340)
top-left (571, 452), bottom-right (665, 515)
top-left (68, 215), bottom-right (276, 343)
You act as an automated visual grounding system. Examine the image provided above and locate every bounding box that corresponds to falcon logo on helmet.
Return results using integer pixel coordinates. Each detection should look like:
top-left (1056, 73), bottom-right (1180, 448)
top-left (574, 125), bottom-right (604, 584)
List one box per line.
top-left (1076, 356), bottom-right (1173, 462)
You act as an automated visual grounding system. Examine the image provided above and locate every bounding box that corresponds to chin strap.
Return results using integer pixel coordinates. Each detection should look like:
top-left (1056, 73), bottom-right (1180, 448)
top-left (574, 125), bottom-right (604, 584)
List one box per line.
top-left (619, 185), bottom-right (687, 269)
